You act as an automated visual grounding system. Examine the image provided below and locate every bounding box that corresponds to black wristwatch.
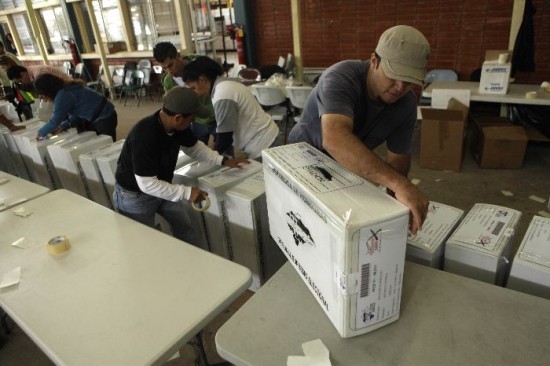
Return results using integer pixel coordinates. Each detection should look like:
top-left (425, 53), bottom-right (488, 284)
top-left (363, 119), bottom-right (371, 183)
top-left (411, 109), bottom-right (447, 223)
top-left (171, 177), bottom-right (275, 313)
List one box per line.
top-left (221, 156), bottom-right (228, 165)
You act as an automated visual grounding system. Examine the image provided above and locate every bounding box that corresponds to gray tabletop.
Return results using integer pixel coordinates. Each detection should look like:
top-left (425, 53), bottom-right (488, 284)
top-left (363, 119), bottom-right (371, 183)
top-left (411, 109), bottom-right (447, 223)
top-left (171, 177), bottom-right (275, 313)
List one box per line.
top-left (216, 262), bottom-right (550, 366)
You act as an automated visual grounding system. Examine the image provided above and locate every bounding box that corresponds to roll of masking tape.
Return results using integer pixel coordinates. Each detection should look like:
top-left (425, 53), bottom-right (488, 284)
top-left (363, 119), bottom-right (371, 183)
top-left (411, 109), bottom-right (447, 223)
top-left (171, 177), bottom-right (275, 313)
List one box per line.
top-left (525, 91), bottom-right (538, 99)
top-left (47, 235), bottom-right (71, 255)
top-left (192, 196), bottom-right (211, 212)
top-left (498, 53), bottom-right (509, 64)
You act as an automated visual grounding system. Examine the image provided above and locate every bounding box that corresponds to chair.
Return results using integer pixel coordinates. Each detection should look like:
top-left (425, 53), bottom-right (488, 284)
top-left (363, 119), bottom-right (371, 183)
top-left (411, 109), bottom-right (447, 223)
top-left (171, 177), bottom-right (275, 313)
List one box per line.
top-left (152, 65), bottom-right (164, 101)
top-left (74, 63), bottom-right (85, 80)
top-left (286, 85), bottom-right (313, 124)
top-left (251, 83), bottom-right (289, 142)
top-left (137, 59), bottom-right (152, 69)
top-left (119, 69), bottom-right (145, 106)
top-left (62, 61), bottom-right (73, 76)
top-left (86, 65), bottom-right (105, 94)
top-left (237, 68), bottom-right (261, 85)
top-left (425, 69), bottom-right (458, 84)
top-left (139, 67), bottom-right (153, 101)
top-left (229, 64), bottom-right (247, 78)
top-left (420, 69), bottom-right (458, 105)
top-left (259, 65), bottom-right (286, 81)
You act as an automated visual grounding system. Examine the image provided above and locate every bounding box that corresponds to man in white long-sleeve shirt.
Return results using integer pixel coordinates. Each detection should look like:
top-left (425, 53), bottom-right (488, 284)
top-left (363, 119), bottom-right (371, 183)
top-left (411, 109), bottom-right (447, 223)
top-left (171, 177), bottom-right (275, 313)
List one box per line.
top-left (114, 87), bottom-right (248, 247)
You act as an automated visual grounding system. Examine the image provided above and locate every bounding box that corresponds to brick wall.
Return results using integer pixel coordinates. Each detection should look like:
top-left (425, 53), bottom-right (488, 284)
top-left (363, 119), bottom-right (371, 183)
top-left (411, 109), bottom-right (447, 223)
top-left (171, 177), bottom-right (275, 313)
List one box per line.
top-left (253, 0), bottom-right (550, 84)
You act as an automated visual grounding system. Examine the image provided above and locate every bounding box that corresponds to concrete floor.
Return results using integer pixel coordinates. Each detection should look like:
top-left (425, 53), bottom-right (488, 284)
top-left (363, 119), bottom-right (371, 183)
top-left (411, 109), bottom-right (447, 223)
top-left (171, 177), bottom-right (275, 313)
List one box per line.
top-left (1, 88), bottom-right (549, 365)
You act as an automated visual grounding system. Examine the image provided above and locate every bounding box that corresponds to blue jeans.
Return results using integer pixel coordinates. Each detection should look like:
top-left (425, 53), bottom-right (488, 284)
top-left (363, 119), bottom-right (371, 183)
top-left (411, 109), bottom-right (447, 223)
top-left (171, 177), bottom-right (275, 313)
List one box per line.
top-left (113, 184), bottom-right (201, 248)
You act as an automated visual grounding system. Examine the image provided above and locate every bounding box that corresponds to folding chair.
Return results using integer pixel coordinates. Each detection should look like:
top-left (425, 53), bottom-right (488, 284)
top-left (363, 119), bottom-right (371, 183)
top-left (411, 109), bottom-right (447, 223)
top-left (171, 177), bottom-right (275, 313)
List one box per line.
top-left (251, 83), bottom-right (289, 142)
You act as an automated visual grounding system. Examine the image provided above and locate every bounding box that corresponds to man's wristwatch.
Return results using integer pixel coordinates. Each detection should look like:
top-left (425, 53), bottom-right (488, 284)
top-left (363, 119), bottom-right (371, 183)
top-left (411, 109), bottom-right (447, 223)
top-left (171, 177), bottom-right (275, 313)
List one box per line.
top-left (221, 156), bottom-right (228, 165)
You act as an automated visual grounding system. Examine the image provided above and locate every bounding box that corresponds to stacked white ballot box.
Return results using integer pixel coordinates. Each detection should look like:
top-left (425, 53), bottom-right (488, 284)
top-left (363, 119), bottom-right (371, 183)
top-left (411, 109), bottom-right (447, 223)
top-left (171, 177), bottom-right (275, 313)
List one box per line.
top-left (12, 126), bottom-right (49, 183)
top-left (0, 125), bottom-right (17, 174)
top-left (507, 216), bottom-right (550, 299)
top-left (2, 119), bottom-right (43, 180)
top-left (47, 134), bottom-right (112, 197)
top-left (0, 130), bottom-right (13, 174)
top-left (172, 159), bottom-right (221, 250)
top-left (198, 160), bottom-right (263, 259)
top-left (444, 203), bottom-right (521, 286)
top-left (22, 129), bottom-right (79, 189)
top-left (226, 171), bottom-right (287, 291)
top-left (175, 149), bottom-right (194, 170)
top-left (263, 143), bottom-right (410, 338)
top-left (96, 148), bottom-right (123, 208)
top-left (79, 140), bottom-right (125, 208)
top-left (406, 202), bottom-right (464, 269)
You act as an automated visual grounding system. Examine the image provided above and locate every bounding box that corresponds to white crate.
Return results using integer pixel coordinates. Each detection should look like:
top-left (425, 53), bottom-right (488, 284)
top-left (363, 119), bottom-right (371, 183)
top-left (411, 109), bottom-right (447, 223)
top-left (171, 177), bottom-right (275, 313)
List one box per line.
top-left (2, 120), bottom-right (43, 180)
top-left (198, 160), bottom-right (263, 259)
top-left (79, 140), bottom-right (125, 208)
top-left (406, 202), bottom-right (463, 269)
top-left (22, 130), bottom-right (79, 189)
top-left (226, 171), bottom-right (286, 291)
top-left (96, 149), bottom-right (123, 208)
top-left (47, 134), bottom-right (112, 197)
top-left (172, 160), bottom-right (222, 251)
top-left (507, 216), bottom-right (550, 299)
top-left (444, 203), bottom-right (521, 285)
top-left (263, 143), bottom-right (409, 338)
top-left (12, 124), bottom-right (47, 183)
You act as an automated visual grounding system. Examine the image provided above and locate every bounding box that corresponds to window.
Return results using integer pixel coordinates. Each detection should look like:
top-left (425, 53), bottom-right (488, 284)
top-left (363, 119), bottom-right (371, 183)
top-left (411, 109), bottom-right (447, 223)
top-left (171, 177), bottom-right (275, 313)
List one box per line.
top-left (13, 13), bottom-right (37, 55)
top-left (0, 0), bottom-right (25, 10)
top-left (128, 0), bottom-right (153, 51)
top-left (128, 0), bottom-right (179, 51)
top-left (40, 7), bottom-right (71, 54)
top-left (91, 0), bottom-right (124, 43)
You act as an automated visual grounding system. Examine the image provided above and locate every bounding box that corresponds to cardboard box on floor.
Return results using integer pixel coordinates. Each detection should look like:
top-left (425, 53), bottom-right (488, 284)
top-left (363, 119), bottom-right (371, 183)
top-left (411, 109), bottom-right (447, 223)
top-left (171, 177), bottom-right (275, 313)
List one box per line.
top-left (470, 115), bottom-right (528, 169)
top-left (479, 49), bottom-right (512, 95)
top-left (420, 98), bottom-right (469, 172)
top-left (507, 216), bottom-right (550, 299)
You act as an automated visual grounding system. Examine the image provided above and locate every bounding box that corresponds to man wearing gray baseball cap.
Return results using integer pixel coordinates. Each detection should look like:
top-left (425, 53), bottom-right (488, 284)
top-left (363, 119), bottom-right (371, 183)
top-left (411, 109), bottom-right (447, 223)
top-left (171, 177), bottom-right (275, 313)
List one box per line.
top-left (289, 25), bottom-right (430, 234)
top-left (114, 86), bottom-right (248, 248)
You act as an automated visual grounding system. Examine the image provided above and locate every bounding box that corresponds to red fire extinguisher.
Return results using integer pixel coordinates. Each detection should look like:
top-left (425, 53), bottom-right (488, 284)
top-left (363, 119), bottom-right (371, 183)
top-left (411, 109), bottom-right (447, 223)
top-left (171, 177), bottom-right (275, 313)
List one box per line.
top-left (235, 26), bottom-right (246, 65)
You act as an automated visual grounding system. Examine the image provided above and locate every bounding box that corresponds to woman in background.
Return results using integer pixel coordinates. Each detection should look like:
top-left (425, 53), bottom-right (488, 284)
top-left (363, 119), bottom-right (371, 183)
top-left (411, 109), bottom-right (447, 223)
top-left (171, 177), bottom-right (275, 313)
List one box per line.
top-left (33, 73), bottom-right (117, 140)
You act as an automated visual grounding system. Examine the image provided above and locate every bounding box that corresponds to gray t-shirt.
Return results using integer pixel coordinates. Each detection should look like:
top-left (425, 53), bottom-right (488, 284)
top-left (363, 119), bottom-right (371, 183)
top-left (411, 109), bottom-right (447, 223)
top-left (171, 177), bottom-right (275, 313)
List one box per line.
top-left (288, 60), bottom-right (417, 155)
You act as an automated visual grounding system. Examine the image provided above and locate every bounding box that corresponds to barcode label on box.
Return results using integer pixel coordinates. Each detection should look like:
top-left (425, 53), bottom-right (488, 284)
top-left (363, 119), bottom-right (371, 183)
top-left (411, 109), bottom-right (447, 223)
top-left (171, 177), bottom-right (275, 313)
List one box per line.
top-left (360, 263), bottom-right (371, 298)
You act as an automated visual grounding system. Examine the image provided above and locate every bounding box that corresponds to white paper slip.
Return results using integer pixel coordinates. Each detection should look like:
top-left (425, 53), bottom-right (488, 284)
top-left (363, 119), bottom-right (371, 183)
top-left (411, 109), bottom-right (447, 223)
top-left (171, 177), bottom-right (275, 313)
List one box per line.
top-left (530, 195), bottom-right (546, 204)
top-left (287, 339), bottom-right (331, 366)
top-left (0, 266), bottom-right (21, 289)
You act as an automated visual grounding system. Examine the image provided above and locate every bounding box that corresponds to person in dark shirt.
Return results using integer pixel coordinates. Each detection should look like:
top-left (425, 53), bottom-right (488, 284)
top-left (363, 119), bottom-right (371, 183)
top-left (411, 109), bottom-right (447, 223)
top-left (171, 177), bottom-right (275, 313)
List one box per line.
top-left (114, 86), bottom-right (247, 247)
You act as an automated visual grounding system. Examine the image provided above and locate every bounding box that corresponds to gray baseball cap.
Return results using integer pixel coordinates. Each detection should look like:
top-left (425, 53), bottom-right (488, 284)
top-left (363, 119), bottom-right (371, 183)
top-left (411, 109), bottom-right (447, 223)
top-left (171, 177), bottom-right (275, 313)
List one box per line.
top-left (162, 87), bottom-right (210, 118)
top-left (375, 25), bottom-right (431, 86)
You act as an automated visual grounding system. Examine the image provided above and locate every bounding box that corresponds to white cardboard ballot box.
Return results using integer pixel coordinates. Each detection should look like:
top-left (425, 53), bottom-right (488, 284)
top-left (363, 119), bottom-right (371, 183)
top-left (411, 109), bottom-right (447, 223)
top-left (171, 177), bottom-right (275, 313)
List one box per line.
top-left (444, 203), bottom-right (521, 285)
top-left (172, 160), bottom-right (221, 251)
top-left (47, 134), bottom-right (113, 197)
top-left (2, 119), bottom-right (43, 180)
top-left (406, 202), bottom-right (464, 269)
top-left (79, 140), bottom-right (125, 208)
top-left (507, 216), bottom-right (550, 299)
top-left (226, 171), bottom-right (287, 291)
top-left (23, 129), bottom-right (79, 189)
top-left (263, 143), bottom-right (410, 338)
top-left (96, 149), bottom-right (123, 208)
top-left (198, 160), bottom-right (263, 259)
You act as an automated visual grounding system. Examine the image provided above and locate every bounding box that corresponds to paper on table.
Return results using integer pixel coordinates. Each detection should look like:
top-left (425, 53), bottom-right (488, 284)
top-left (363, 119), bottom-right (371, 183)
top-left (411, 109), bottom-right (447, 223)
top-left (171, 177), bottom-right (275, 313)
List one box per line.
top-left (431, 89), bottom-right (471, 109)
top-left (12, 206), bottom-right (32, 217)
top-left (12, 237), bottom-right (37, 249)
top-left (287, 339), bottom-right (331, 366)
top-left (0, 266), bottom-right (21, 289)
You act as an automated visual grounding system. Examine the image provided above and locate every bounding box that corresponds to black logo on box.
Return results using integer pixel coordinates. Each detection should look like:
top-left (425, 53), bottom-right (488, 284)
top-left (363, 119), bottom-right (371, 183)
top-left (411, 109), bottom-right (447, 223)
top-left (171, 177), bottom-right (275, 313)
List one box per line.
top-left (286, 211), bottom-right (315, 247)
